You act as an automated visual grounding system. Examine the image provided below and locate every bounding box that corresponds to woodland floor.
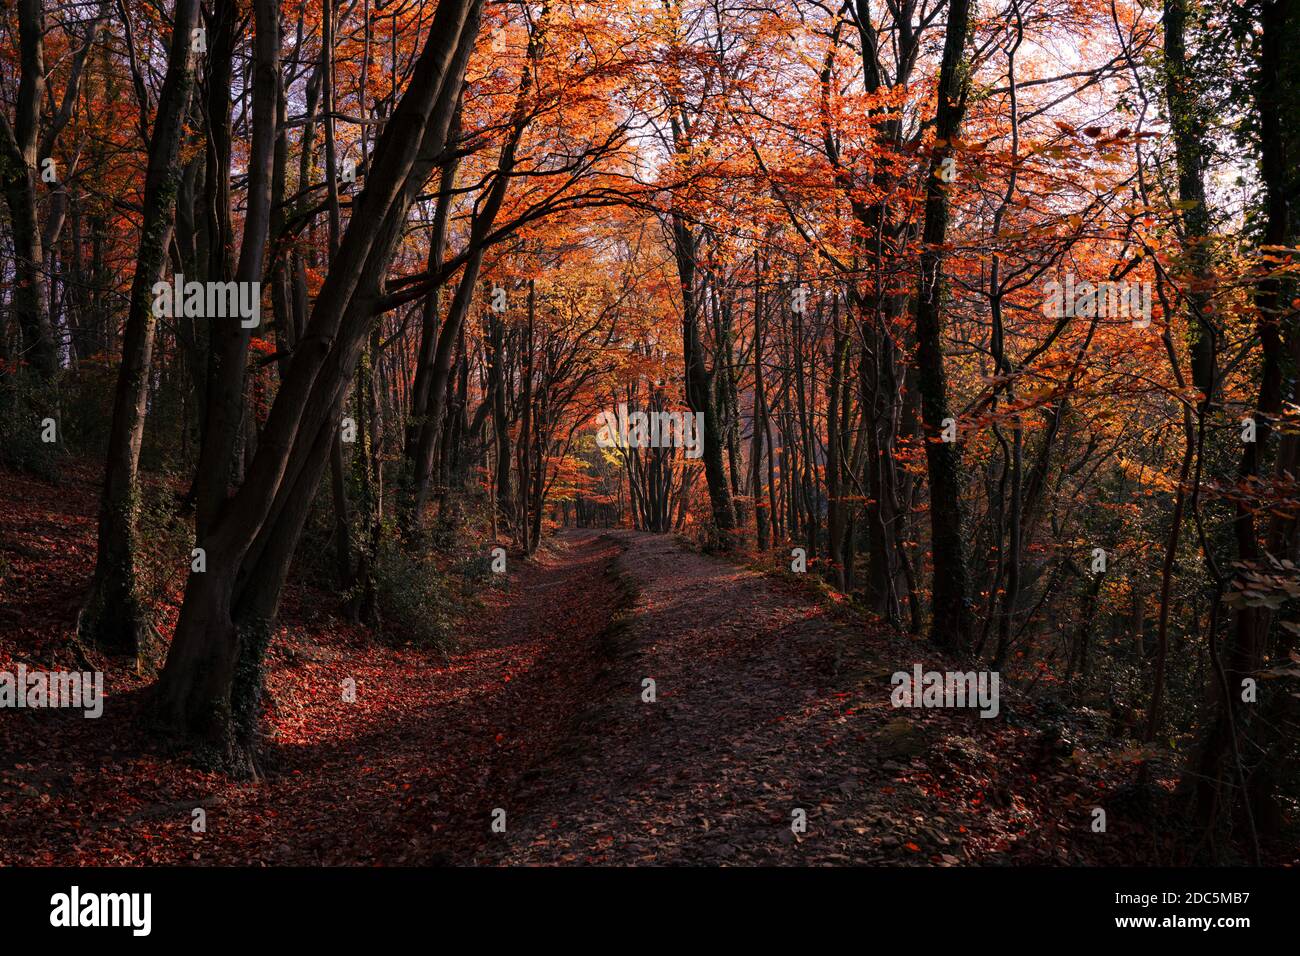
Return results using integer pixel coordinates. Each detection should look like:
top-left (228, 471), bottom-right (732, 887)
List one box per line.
top-left (0, 463), bottom-right (1252, 865)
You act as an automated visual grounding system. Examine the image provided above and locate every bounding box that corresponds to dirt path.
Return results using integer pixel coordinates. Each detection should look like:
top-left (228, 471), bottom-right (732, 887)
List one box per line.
top-left (240, 528), bottom-right (628, 865)
top-left (476, 530), bottom-right (983, 865)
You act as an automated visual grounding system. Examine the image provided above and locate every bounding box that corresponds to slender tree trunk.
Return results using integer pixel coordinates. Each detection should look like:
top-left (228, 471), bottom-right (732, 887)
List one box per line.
top-left (672, 220), bottom-right (736, 541)
top-left (194, 0), bottom-right (279, 539)
top-left (0, 0), bottom-right (58, 382)
top-left (751, 263), bottom-right (770, 551)
top-left (79, 0), bottom-right (200, 653)
top-left (914, 0), bottom-right (975, 650)
top-left (401, 122), bottom-right (461, 533)
top-left (1190, 0), bottom-right (1298, 847)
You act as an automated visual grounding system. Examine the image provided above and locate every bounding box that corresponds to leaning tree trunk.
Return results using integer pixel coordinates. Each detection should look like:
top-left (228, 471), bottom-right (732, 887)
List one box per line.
top-left (154, 0), bottom-right (484, 761)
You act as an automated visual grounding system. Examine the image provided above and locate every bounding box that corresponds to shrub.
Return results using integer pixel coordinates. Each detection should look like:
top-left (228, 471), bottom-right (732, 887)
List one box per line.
top-left (0, 374), bottom-right (63, 481)
top-left (371, 533), bottom-right (454, 649)
top-left (133, 474), bottom-right (194, 618)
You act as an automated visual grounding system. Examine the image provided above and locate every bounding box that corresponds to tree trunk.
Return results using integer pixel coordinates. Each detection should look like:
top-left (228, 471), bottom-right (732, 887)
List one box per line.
top-left (0, 0), bottom-right (58, 382)
top-left (914, 0), bottom-right (975, 650)
top-left (79, 0), bottom-right (201, 654)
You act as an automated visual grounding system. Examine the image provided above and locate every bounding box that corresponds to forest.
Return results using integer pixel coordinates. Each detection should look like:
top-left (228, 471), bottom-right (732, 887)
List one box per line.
top-left (0, 0), bottom-right (1298, 871)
